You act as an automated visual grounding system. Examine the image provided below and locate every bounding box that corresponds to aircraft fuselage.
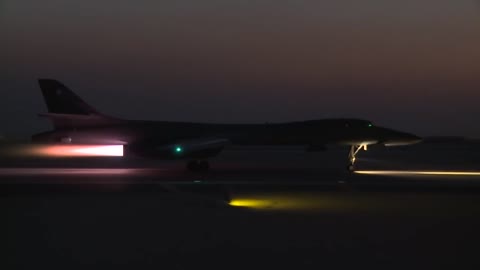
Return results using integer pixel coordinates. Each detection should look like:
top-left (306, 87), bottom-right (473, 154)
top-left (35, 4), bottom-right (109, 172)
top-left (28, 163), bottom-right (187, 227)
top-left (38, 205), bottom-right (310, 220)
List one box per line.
top-left (33, 118), bottom-right (420, 149)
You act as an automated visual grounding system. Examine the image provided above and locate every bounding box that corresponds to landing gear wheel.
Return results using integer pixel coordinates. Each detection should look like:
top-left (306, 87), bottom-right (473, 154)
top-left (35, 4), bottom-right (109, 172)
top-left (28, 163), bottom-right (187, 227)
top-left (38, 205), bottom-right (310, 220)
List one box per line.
top-left (347, 164), bottom-right (355, 172)
top-left (186, 160), bottom-right (210, 172)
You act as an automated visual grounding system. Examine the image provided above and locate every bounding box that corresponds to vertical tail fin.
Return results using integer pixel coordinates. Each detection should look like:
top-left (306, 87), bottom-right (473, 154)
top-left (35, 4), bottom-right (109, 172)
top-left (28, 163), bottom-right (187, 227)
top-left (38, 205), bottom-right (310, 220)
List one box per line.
top-left (37, 79), bottom-right (117, 129)
top-left (38, 79), bottom-right (100, 115)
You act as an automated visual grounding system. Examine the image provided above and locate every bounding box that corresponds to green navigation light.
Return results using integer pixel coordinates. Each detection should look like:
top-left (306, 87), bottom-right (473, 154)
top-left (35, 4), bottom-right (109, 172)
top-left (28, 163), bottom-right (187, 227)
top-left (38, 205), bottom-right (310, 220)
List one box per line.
top-left (175, 146), bottom-right (183, 153)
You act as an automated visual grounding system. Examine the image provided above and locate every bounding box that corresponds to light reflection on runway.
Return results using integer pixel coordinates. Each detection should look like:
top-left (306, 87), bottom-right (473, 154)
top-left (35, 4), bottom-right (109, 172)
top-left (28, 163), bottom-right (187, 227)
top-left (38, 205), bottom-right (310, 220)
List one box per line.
top-left (228, 193), bottom-right (343, 211)
top-left (2, 167), bottom-right (480, 182)
top-left (228, 192), bottom-right (479, 212)
top-left (0, 168), bottom-right (165, 176)
top-left (2, 167), bottom-right (480, 212)
top-left (355, 170), bottom-right (480, 176)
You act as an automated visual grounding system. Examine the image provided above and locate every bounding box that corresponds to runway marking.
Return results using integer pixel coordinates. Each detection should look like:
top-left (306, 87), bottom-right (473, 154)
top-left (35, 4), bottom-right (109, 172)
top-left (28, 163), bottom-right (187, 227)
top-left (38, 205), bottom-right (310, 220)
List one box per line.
top-left (355, 170), bottom-right (480, 176)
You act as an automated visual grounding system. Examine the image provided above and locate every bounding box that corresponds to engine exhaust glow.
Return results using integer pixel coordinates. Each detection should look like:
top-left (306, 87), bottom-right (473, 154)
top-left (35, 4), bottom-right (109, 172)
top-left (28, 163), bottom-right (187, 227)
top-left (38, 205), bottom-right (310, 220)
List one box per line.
top-left (70, 145), bottom-right (124, 156)
top-left (28, 144), bottom-right (124, 157)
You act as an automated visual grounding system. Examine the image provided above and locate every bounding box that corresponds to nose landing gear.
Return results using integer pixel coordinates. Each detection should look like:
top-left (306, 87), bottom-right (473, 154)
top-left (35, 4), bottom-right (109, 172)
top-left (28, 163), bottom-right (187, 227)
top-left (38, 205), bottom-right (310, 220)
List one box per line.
top-left (347, 144), bottom-right (368, 172)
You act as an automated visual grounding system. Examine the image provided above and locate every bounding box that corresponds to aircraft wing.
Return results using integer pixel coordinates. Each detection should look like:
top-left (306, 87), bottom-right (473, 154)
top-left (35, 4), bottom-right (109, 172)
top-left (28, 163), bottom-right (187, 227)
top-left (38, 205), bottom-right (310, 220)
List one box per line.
top-left (156, 138), bottom-right (230, 153)
top-left (126, 138), bottom-right (231, 159)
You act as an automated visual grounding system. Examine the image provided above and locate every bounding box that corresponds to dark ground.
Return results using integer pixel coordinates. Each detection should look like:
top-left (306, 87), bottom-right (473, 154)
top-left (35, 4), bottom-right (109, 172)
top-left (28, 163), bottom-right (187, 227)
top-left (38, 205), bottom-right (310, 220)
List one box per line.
top-left (2, 143), bottom-right (480, 269)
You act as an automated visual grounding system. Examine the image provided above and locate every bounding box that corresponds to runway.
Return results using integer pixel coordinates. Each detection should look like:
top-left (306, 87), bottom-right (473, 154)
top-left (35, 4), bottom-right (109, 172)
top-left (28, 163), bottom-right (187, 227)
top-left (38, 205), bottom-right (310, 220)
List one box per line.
top-left (2, 145), bottom-right (480, 269)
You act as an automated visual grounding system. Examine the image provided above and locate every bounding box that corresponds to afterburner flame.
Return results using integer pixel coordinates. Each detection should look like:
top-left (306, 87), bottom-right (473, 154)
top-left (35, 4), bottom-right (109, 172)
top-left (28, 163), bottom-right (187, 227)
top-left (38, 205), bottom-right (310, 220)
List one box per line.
top-left (70, 145), bottom-right (124, 156)
top-left (29, 144), bottom-right (124, 157)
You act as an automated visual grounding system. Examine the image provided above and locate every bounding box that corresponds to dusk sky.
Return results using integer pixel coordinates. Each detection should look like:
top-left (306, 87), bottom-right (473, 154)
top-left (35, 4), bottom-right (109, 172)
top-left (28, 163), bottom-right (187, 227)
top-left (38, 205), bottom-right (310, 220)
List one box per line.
top-left (2, 0), bottom-right (480, 138)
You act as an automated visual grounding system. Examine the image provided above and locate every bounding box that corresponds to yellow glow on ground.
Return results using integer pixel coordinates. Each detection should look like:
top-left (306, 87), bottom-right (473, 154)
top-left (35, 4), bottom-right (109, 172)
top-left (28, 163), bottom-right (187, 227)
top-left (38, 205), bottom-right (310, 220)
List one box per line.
top-left (229, 193), bottom-right (348, 211)
top-left (229, 199), bottom-right (273, 208)
top-left (355, 170), bottom-right (480, 176)
top-left (228, 192), bottom-right (480, 214)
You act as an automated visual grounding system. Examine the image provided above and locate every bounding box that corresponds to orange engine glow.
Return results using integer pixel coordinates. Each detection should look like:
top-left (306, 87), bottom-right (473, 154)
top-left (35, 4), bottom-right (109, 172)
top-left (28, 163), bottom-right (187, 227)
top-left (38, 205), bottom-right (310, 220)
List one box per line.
top-left (28, 144), bottom-right (124, 157)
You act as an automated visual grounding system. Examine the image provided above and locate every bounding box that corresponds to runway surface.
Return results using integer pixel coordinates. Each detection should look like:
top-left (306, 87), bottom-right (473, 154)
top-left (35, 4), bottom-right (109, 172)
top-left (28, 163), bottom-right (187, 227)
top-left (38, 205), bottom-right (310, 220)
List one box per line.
top-left (2, 144), bottom-right (480, 269)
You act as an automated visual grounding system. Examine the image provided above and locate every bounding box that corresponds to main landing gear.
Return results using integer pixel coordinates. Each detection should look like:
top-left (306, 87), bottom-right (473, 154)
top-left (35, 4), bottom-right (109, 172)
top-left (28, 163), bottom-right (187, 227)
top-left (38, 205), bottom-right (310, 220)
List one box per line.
top-left (186, 160), bottom-right (210, 172)
top-left (347, 144), bottom-right (368, 172)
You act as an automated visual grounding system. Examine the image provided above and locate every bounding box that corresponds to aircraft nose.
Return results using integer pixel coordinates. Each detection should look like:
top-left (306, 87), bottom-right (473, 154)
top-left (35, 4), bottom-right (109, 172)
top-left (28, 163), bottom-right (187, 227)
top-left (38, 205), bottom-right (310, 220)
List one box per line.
top-left (383, 131), bottom-right (423, 146)
top-left (405, 133), bottom-right (423, 144)
top-left (399, 131), bottom-right (422, 141)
